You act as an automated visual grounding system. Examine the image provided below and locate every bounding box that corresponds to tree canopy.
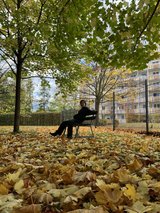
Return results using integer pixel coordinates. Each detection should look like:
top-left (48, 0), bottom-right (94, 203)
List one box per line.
top-left (0, 0), bottom-right (96, 132)
top-left (84, 0), bottom-right (160, 69)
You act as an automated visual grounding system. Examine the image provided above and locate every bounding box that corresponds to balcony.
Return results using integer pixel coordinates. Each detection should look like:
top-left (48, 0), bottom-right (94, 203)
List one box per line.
top-left (149, 96), bottom-right (160, 102)
top-left (116, 109), bottom-right (126, 114)
top-left (149, 85), bottom-right (160, 91)
top-left (148, 75), bottom-right (160, 81)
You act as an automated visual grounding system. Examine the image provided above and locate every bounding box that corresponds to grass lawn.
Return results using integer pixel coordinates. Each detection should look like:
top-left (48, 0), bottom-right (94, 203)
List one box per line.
top-left (118, 122), bottom-right (160, 130)
top-left (0, 126), bottom-right (159, 213)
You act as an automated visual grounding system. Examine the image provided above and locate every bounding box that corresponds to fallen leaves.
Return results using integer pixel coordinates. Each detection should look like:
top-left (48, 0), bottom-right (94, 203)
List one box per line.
top-left (0, 183), bottom-right (9, 195)
top-left (123, 184), bottom-right (137, 201)
top-left (0, 127), bottom-right (160, 212)
top-left (0, 194), bottom-right (22, 213)
top-left (13, 204), bottom-right (41, 213)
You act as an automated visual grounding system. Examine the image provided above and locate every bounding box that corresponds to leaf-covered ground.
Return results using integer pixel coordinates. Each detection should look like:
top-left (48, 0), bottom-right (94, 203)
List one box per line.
top-left (0, 126), bottom-right (160, 213)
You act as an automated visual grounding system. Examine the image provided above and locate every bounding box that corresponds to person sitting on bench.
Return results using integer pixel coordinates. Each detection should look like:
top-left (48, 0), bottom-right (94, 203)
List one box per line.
top-left (50, 100), bottom-right (97, 139)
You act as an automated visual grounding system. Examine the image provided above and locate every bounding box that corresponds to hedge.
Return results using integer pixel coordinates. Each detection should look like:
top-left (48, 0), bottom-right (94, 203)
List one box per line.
top-left (0, 113), bottom-right (61, 126)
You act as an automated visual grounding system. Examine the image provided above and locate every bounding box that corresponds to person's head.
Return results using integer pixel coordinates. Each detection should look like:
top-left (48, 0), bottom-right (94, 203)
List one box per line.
top-left (80, 100), bottom-right (86, 107)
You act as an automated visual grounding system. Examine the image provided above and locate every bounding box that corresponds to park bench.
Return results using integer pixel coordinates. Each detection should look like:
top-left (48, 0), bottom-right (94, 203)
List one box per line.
top-left (74, 114), bottom-right (97, 138)
top-left (61, 109), bottom-right (97, 138)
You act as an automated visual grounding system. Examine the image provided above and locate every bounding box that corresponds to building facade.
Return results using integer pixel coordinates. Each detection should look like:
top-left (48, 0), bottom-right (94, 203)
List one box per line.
top-left (100, 59), bottom-right (160, 123)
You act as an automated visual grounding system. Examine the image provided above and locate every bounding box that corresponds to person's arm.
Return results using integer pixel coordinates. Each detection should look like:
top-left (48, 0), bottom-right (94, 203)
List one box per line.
top-left (83, 106), bottom-right (97, 115)
top-left (74, 107), bottom-right (97, 120)
top-left (88, 109), bottom-right (97, 115)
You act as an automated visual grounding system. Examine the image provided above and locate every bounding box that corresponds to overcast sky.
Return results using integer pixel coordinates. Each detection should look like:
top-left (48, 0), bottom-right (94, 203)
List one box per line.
top-left (32, 78), bottom-right (56, 111)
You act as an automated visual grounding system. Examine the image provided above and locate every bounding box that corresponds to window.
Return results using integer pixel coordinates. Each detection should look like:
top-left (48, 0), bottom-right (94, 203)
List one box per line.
top-left (141, 73), bottom-right (147, 76)
top-left (153, 93), bottom-right (160, 97)
top-left (131, 74), bottom-right (137, 78)
top-left (153, 71), bottom-right (159, 75)
top-left (117, 105), bottom-right (124, 110)
top-left (154, 104), bottom-right (160, 108)
top-left (153, 82), bottom-right (160, 85)
top-left (152, 60), bottom-right (159, 64)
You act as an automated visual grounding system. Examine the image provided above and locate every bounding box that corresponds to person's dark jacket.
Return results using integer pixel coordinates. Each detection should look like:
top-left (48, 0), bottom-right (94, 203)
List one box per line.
top-left (73, 106), bottom-right (97, 123)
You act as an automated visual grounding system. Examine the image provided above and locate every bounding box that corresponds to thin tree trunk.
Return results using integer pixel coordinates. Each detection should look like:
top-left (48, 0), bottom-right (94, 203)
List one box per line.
top-left (95, 98), bottom-right (100, 125)
top-left (13, 63), bottom-right (22, 133)
top-left (14, 0), bottom-right (22, 133)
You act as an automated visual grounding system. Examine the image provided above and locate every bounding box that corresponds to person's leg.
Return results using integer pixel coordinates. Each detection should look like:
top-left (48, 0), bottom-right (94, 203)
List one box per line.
top-left (56, 121), bottom-right (68, 135)
top-left (50, 120), bottom-right (76, 137)
top-left (66, 120), bottom-right (77, 138)
top-left (50, 120), bottom-right (68, 136)
top-left (67, 124), bottom-right (73, 138)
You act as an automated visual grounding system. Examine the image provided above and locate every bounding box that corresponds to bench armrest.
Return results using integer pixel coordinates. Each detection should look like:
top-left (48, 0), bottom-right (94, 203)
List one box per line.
top-left (84, 115), bottom-right (96, 120)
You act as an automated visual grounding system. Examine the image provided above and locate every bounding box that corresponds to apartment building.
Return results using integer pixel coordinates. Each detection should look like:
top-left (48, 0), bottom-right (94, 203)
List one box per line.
top-left (100, 59), bottom-right (160, 123)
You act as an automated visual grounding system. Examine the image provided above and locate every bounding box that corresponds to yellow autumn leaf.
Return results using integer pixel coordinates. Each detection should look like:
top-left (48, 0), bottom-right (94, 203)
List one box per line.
top-left (136, 180), bottom-right (149, 200)
top-left (66, 153), bottom-right (76, 159)
top-left (113, 168), bottom-right (131, 183)
top-left (77, 151), bottom-right (88, 158)
top-left (67, 206), bottom-right (108, 213)
top-left (125, 201), bottom-right (153, 213)
top-left (149, 181), bottom-right (160, 189)
top-left (13, 204), bottom-right (41, 213)
top-left (123, 184), bottom-right (137, 201)
top-left (63, 195), bottom-right (78, 204)
top-left (96, 181), bottom-right (122, 203)
top-left (64, 185), bottom-right (80, 195)
top-left (49, 185), bottom-right (79, 199)
top-left (104, 183), bottom-right (122, 203)
top-left (95, 190), bottom-right (107, 205)
top-left (0, 194), bottom-right (22, 211)
top-left (0, 183), bottom-right (9, 195)
top-left (6, 168), bottom-right (22, 183)
top-left (73, 171), bottom-right (96, 183)
top-left (14, 179), bottom-right (24, 194)
top-left (49, 188), bottom-right (65, 198)
top-left (127, 158), bottom-right (143, 172)
top-left (39, 193), bottom-right (53, 204)
top-left (96, 179), bottom-right (108, 191)
top-left (73, 187), bottom-right (91, 199)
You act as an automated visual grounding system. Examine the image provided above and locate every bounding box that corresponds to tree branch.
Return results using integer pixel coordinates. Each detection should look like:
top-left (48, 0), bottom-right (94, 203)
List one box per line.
top-left (58, 0), bottom-right (71, 16)
top-left (133, 0), bottom-right (160, 51)
top-left (22, 0), bottom-right (47, 61)
top-left (0, 69), bottom-right (8, 79)
top-left (0, 52), bottom-right (16, 76)
top-left (0, 29), bottom-right (6, 36)
top-left (1, 0), bottom-right (11, 14)
top-left (21, 75), bottom-right (54, 80)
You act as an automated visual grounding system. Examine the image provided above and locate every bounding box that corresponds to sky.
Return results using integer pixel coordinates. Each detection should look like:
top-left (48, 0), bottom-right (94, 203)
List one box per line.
top-left (32, 78), bottom-right (56, 111)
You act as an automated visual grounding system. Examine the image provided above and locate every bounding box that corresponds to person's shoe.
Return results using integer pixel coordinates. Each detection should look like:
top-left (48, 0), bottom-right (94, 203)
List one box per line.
top-left (67, 136), bottom-right (73, 139)
top-left (50, 132), bottom-right (59, 137)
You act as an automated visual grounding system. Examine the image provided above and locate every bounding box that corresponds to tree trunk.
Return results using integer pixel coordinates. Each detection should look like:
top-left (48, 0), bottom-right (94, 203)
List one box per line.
top-left (13, 63), bottom-right (22, 133)
top-left (14, 0), bottom-right (23, 133)
top-left (95, 98), bottom-right (100, 125)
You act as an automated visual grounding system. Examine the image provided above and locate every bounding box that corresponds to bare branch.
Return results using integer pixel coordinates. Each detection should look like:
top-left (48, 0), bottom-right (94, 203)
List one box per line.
top-left (102, 77), bottom-right (120, 99)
